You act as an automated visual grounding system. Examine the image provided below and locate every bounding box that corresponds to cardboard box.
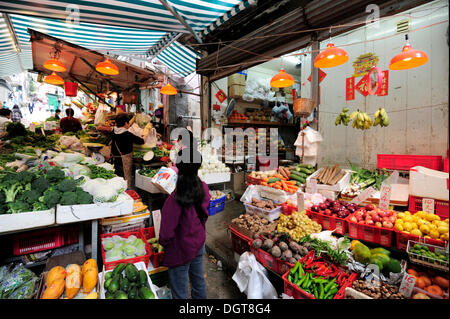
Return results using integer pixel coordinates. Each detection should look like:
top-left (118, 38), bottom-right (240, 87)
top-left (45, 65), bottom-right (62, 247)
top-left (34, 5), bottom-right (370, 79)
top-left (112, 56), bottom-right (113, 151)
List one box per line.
top-left (228, 73), bottom-right (246, 86)
top-left (230, 172), bottom-right (246, 195)
top-left (228, 84), bottom-right (246, 98)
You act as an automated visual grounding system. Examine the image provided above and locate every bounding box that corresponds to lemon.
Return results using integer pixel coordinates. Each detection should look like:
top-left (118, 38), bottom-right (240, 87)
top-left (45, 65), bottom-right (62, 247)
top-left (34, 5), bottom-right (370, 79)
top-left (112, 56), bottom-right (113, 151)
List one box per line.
top-left (411, 229), bottom-right (422, 237)
top-left (440, 233), bottom-right (449, 241)
top-left (429, 229), bottom-right (440, 239)
top-left (444, 219), bottom-right (449, 224)
top-left (395, 224), bottom-right (404, 232)
top-left (424, 213), bottom-right (435, 222)
top-left (420, 224), bottom-right (430, 234)
top-left (397, 213), bottom-right (406, 220)
top-left (432, 214), bottom-right (441, 221)
top-left (403, 216), bottom-right (413, 223)
top-left (405, 211), bottom-right (412, 216)
top-left (411, 222), bottom-right (418, 230)
top-left (424, 235), bottom-right (431, 239)
top-left (437, 225), bottom-right (449, 234)
top-left (429, 224), bottom-right (438, 231)
top-left (404, 222), bottom-right (413, 232)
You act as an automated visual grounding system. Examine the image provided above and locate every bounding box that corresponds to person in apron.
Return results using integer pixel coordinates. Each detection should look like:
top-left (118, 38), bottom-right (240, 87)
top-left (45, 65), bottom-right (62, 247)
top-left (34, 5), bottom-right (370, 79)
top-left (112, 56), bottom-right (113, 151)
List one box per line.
top-left (111, 113), bottom-right (147, 189)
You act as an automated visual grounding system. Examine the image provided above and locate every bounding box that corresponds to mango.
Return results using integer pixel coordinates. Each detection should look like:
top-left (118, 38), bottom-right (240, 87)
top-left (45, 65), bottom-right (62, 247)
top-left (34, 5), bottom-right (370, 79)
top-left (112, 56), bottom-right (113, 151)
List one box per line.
top-left (395, 224), bottom-right (404, 232)
top-left (438, 225), bottom-right (449, 234)
top-left (410, 229), bottom-right (422, 237)
top-left (420, 224), bottom-right (430, 235)
top-left (429, 229), bottom-right (440, 240)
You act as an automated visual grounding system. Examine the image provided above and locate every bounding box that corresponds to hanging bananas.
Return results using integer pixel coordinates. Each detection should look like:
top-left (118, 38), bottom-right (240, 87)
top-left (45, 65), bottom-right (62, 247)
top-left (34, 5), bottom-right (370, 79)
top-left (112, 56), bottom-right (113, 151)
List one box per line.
top-left (349, 109), bottom-right (373, 130)
top-left (373, 107), bottom-right (390, 127)
top-left (335, 107), bottom-right (351, 126)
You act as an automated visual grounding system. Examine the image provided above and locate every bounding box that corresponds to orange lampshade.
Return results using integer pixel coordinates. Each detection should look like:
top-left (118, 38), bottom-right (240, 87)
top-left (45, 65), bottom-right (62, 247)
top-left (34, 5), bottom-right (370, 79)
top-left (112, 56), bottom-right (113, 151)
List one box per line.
top-left (389, 43), bottom-right (428, 70)
top-left (44, 58), bottom-right (66, 72)
top-left (160, 82), bottom-right (178, 95)
top-left (44, 72), bottom-right (64, 85)
top-left (270, 69), bottom-right (294, 88)
top-left (95, 58), bottom-right (119, 75)
top-left (314, 42), bottom-right (349, 68)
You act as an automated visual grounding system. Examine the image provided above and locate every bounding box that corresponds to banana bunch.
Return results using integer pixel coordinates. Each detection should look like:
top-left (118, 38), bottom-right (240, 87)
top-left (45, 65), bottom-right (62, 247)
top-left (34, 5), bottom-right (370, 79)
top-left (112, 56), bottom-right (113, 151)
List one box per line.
top-left (350, 110), bottom-right (373, 130)
top-left (373, 107), bottom-right (390, 127)
top-left (335, 107), bottom-right (351, 126)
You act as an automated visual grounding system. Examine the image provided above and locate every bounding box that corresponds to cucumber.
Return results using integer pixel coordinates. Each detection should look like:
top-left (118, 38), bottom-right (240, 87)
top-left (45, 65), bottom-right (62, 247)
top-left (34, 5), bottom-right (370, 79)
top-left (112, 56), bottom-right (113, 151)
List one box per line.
top-left (290, 171), bottom-right (308, 179)
top-left (139, 286), bottom-right (155, 299)
top-left (125, 263), bottom-right (139, 282)
top-left (290, 174), bottom-right (306, 183)
top-left (112, 263), bottom-right (126, 278)
top-left (267, 178), bottom-right (281, 184)
top-left (297, 164), bottom-right (314, 169)
top-left (299, 167), bottom-right (312, 174)
top-left (138, 270), bottom-right (148, 286)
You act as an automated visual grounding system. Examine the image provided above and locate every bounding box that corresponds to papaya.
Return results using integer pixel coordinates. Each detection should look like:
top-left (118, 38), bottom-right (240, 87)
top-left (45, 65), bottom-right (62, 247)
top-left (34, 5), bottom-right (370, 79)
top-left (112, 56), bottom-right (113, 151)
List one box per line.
top-left (370, 247), bottom-right (391, 257)
top-left (350, 240), bottom-right (361, 251)
top-left (65, 271), bottom-right (81, 299)
top-left (42, 278), bottom-right (65, 299)
top-left (82, 259), bottom-right (97, 275)
top-left (382, 258), bottom-right (402, 275)
top-left (369, 259), bottom-right (384, 271)
top-left (370, 253), bottom-right (390, 266)
top-left (83, 268), bottom-right (98, 293)
top-left (353, 243), bottom-right (371, 264)
top-left (65, 264), bottom-right (82, 276)
top-left (46, 266), bottom-right (66, 286)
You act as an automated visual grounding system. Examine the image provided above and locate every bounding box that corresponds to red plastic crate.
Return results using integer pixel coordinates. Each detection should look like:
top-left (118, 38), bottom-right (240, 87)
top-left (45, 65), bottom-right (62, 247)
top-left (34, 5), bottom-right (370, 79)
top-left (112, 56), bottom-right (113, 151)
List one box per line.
top-left (282, 203), bottom-right (297, 216)
top-left (408, 195), bottom-right (449, 219)
top-left (346, 215), bottom-right (394, 247)
top-left (307, 209), bottom-right (348, 235)
top-left (13, 225), bottom-right (78, 256)
top-left (229, 225), bottom-right (252, 255)
top-left (101, 230), bottom-right (152, 271)
top-left (140, 227), bottom-right (164, 268)
top-left (282, 258), bottom-right (358, 299)
top-left (250, 246), bottom-right (278, 273)
top-left (377, 154), bottom-right (442, 171)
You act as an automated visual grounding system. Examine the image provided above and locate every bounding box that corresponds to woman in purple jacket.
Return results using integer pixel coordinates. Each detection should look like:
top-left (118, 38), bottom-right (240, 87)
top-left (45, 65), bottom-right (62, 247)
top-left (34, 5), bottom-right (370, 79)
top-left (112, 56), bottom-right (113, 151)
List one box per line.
top-left (159, 132), bottom-right (210, 299)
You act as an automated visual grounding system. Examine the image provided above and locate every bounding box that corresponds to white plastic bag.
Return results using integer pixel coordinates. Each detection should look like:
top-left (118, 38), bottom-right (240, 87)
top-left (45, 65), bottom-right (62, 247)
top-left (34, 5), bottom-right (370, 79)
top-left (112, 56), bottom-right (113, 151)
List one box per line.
top-left (232, 252), bottom-right (278, 299)
top-left (151, 167), bottom-right (178, 194)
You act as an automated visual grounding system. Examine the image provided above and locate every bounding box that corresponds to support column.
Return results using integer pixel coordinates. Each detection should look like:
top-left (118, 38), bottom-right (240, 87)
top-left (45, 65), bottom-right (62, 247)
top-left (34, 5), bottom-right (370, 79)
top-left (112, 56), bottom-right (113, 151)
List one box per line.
top-left (310, 37), bottom-right (320, 131)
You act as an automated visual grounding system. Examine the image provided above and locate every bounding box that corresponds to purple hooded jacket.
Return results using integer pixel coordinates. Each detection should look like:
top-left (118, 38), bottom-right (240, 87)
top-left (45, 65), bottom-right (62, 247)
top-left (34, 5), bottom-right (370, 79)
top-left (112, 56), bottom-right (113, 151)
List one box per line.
top-left (159, 182), bottom-right (211, 268)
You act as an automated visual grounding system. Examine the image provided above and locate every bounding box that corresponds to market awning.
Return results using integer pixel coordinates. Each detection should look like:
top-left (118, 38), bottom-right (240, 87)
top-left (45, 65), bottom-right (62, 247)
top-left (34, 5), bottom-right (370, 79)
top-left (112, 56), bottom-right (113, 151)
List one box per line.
top-left (0, 0), bottom-right (256, 78)
top-left (29, 29), bottom-right (158, 95)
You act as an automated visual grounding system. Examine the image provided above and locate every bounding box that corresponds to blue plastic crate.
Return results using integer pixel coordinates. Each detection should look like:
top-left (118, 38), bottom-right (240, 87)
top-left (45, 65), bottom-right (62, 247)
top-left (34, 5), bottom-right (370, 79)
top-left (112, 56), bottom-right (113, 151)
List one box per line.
top-left (208, 195), bottom-right (226, 216)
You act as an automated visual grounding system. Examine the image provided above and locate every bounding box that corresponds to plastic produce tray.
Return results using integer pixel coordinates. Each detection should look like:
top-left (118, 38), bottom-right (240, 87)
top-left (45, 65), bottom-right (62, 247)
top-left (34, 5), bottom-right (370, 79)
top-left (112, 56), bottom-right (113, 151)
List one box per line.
top-left (408, 195), bottom-right (449, 219)
top-left (243, 203), bottom-right (282, 222)
top-left (208, 195), bottom-right (226, 216)
top-left (346, 215), bottom-right (394, 247)
top-left (406, 240), bottom-right (449, 272)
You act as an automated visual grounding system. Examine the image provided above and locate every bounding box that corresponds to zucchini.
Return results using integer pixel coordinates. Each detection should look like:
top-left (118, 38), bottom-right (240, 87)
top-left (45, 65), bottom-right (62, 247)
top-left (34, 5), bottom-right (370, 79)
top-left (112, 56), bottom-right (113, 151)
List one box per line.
top-left (297, 164), bottom-right (314, 169)
top-left (299, 167), bottom-right (312, 174)
top-left (267, 178), bottom-right (281, 183)
top-left (290, 174), bottom-right (306, 183)
top-left (290, 171), bottom-right (308, 179)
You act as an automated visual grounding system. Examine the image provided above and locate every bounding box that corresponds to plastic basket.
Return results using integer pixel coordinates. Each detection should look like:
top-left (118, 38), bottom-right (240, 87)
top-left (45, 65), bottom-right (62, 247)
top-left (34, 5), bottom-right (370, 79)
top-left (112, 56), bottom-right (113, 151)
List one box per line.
top-left (250, 246), bottom-right (277, 273)
top-left (346, 215), bottom-right (394, 247)
top-left (13, 225), bottom-right (78, 256)
top-left (408, 195), bottom-right (449, 219)
top-left (101, 230), bottom-right (152, 271)
top-left (406, 240), bottom-right (449, 272)
top-left (377, 154), bottom-right (443, 171)
top-left (208, 195), bottom-right (226, 216)
top-left (140, 227), bottom-right (164, 268)
top-left (246, 175), bottom-right (264, 186)
top-left (244, 203), bottom-right (282, 222)
top-left (282, 203), bottom-right (297, 216)
top-left (229, 225), bottom-right (252, 255)
top-left (395, 230), bottom-right (447, 251)
top-left (307, 209), bottom-right (348, 235)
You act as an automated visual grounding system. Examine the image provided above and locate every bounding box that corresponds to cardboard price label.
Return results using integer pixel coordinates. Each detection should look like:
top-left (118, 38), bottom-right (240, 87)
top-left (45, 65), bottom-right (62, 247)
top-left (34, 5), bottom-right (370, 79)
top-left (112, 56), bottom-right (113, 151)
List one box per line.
top-left (297, 192), bottom-right (305, 212)
top-left (399, 273), bottom-right (416, 298)
top-left (152, 210), bottom-right (162, 239)
top-left (378, 184), bottom-right (392, 210)
top-left (422, 198), bottom-right (435, 214)
top-left (351, 186), bottom-right (376, 205)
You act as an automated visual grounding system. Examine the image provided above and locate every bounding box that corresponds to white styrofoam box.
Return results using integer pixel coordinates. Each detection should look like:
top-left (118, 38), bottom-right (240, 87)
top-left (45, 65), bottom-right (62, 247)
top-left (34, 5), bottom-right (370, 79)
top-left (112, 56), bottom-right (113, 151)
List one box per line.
top-left (199, 172), bottom-right (231, 185)
top-left (135, 170), bottom-right (162, 193)
top-left (0, 209), bottom-right (55, 233)
top-left (306, 168), bottom-right (351, 192)
top-left (243, 203), bottom-right (281, 222)
top-left (99, 262), bottom-right (159, 299)
top-left (56, 195), bottom-right (134, 224)
top-left (409, 166), bottom-right (449, 201)
top-left (306, 188), bottom-right (339, 201)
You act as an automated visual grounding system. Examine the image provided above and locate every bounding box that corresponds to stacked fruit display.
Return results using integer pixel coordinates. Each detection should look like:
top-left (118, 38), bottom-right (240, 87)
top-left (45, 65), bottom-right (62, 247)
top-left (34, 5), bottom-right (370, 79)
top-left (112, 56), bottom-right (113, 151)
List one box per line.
top-left (309, 199), bottom-right (356, 219)
top-left (394, 211), bottom-right (449, 241)
top-left (347, 204), bottom-right (397, 229)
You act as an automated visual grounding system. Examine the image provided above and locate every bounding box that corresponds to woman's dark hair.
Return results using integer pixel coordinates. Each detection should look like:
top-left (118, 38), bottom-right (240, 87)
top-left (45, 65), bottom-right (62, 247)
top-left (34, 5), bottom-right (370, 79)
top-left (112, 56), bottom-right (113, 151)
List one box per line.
top-left (115, 113), bottom-right (130, 127)
top-left (65, 108), bottom-right (75, 117)
top-left (13, 104), bottom-right (19, 109)
top-left (174, 132), bottom-right (207, 221)
top-left (55, 109), bottom-right (61, 114)
top-left (0, 109), bottom-right (11, 117)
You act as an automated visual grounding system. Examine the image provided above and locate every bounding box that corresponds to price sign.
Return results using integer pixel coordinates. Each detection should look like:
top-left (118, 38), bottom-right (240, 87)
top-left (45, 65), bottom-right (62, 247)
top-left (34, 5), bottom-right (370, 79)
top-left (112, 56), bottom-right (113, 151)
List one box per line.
top-left (399, 273), bottom-right (416, 298)
top-left (297, 192), bottom-right (305, 212)
top-left (378, 184), bottom-right (392, 210)
top-left (152, 210), bottom-right (162, 239)
top-left (422, 198), bottom-right (435, 214)
top-left (309, 179), bottom-right (318, 194)
top-left (351, 186), bottom-right (376, 205)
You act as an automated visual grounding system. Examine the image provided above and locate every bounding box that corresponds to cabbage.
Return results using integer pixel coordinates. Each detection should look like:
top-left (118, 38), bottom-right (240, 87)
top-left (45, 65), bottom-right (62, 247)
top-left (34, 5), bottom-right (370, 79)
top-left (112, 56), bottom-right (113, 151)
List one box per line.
top-left (103, 241), bottom-right (115, 251)
top-left (125, 235), bottom-right (137, 244)
top-left (124, 245), bottom-right (137, 256)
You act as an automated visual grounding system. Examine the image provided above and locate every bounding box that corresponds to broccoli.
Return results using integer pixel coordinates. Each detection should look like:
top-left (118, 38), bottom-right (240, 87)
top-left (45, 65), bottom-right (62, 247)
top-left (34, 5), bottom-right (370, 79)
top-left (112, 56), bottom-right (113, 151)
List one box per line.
top-left (31, 176), bottom-right (50, 194)
top-left (7, 201), bottom-right (31, 214)
top-left (32, 202), bottom-right (49, 211)
top-left (16, 171), bottom-right (35, 184)
top-left (76, 188), bottom-right (93, 205)
top-left (45, 167), bottom-right (66, 183)
top-left (40, 188), bottom-right (61, 207)
top-left (19, 190), bottom-right (41, 204)
top-left (0, 191), bottom-right (5, 203)
top-left (0, 179), bottom-right (24, 203)
top-left (60, 192), bottom-right (78, 206)
top-left (56, 179), bottom-right (77, 193)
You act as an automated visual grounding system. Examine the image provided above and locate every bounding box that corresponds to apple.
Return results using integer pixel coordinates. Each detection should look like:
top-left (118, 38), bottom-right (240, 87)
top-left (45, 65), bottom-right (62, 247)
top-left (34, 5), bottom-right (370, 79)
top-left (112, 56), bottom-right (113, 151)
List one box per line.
top-left (349, 216), bottom-right (358, 223)
top-left (319, 203), bottom-right (328, 211)
top-left (324, 209), bottom-right (332, 215)
top-left (311, 205), bottom-right (320, 212)
top-left (356, 215), bottom-right (363, 222)
top-left (379, 211), bottom-right (387, 218)
top-left (382, 221), bottom-right (393, 229)
top-left (375, 222), bottom-right (382, 227)
top-left (365, 204), bottom-right (375, 211)
top-left (389, 216), bottom-right (396, 224)
top-left (372, 215), bottom-right (381, 223)
top-left (366, 220), bottom-right (374, 225)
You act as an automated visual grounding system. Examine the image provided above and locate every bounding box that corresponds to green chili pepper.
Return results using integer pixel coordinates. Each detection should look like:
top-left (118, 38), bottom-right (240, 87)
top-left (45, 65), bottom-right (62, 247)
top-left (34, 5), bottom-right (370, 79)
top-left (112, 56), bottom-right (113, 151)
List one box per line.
top-left (290, 262), bottom-right (300, 275)
top-left (319, 283), bottom-right (324, 299)
top-left (294, 272), bottom-right (299, 284)
top-left (313, 286), bottom-right (319, 299)
top-left (298, 264), bottom-right (304, 277)
top-left (324, 278), bottom-right (337, 292)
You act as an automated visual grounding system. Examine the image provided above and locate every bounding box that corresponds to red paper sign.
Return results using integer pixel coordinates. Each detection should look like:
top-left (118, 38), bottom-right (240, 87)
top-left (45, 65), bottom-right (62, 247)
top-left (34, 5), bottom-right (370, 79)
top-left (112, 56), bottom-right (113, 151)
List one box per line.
top-left (355, 75), bottom-right (369, 97)
top-left (308, 69), bottom-right (327, 83)
top-left (378, 70), bottom-right (389, 96)
top-left (215, 89), bottom-right (227, 103)
top-left (212, 104), bottom-right (221, 111)
top-left (346, 77), bottom-right (355, 100)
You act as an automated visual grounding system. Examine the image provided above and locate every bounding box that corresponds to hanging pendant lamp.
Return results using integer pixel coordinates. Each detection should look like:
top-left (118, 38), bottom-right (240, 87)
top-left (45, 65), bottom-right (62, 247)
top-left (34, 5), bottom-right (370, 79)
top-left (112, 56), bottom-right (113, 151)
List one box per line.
top-left (44, 58), bottom-right (66, 72)
top-left (389, 34), bottom-right (428, 70)
top-left (96, 57), bottom-right (119, 75)
top-left (270, 68), bottom-right (294, 88)
top-left (314, 42), bottom-right (349, 68)
top-left (44, 72), bottom-right (64, 85)
top-left (160, 82), bottom-right (178, 95)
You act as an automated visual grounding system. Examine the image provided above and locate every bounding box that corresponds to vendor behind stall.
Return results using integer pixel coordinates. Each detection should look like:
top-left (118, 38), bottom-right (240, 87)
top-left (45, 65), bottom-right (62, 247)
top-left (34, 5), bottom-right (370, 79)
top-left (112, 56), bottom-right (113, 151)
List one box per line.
top-left (60, 108), bottom-right (82, 133)
top-left (0, 108), bottom-right (12, 139)
top-left (111, 113), bottom-right (148, 189)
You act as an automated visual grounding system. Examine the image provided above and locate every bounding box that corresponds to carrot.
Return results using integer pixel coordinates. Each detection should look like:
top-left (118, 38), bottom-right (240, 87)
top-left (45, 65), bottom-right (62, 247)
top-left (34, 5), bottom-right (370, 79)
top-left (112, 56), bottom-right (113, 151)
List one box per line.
top-left (261, 182), bottom-right (268, 186)
top-left (285, 180), bottom-right (296, 185)
top-left (274, 185), bottom-right (282, 190)
top-left (281, 180), bottom-right (288, 191)
top-left (273, 173), bottom-right (284, 179)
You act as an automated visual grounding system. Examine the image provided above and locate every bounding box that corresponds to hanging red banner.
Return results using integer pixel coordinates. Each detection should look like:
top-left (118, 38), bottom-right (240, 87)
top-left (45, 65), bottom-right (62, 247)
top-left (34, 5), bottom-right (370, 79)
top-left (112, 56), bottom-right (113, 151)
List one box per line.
top-left (346, 77), bottom-right (355, 100)
top-left (378, 70), bottom-right (389, 96)
top-left (355, 75), bottom-right (369, 97)
top-left (215, 89), bottom-right (227, 103)
top-left (308, 69), bottom-right (327, 83)
top-left (213, 104), bottom-right (221, 111)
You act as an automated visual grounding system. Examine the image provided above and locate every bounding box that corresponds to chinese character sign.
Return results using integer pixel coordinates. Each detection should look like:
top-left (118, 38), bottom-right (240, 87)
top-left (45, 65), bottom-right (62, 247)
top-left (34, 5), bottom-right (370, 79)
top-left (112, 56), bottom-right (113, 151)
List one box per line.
top-left (346, 77), bottom-right (355, 100)
top-left (215, 89), bottom-right (227, 103)
top-left (378, 70), bottom-right (389, 96)
top-left (422, 198), bottom-right (435, 214)
top-left (399, 273), bottom-right (416, 298)
top-left (379, 183), bottom-right (392, 210)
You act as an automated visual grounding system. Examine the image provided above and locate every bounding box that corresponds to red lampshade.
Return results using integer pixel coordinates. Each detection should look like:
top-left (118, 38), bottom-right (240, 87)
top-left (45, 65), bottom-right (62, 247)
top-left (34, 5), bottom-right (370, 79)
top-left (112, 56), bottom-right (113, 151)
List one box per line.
top-left (314, 42), bottom-right (349, 68)
top-left (270, 69), bottom-right (294, 88)
top-left (160, 82), bottom-right (177, 95)
top-left (44, 58), bottom-right (67, 72)
top-left (389, 43), bottom-right (428, 70)
top-left (44, 72), bottom-right (64, 85)
top-left (96, 58), bottom-right (119, 75)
